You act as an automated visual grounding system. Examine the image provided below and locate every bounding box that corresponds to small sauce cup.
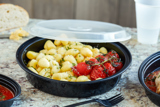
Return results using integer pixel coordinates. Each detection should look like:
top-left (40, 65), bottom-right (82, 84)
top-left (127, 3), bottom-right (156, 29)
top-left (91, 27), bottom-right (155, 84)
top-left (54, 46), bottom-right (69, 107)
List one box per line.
top-left (0, 74), bottom-right (21, 107)
top-left (139, 51), bottom-right (160, 106)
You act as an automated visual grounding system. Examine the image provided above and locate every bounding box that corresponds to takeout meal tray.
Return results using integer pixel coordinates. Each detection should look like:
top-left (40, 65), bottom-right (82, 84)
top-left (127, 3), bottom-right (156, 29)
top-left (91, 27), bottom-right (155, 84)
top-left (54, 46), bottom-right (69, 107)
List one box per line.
top-left (16, 37), bottom-right (132, 97)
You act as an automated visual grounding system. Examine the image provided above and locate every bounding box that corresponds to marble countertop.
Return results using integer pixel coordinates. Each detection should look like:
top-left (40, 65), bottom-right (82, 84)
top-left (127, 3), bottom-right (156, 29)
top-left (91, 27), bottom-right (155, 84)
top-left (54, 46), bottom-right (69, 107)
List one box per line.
top-left (0, 19), bottom-right (159, 107)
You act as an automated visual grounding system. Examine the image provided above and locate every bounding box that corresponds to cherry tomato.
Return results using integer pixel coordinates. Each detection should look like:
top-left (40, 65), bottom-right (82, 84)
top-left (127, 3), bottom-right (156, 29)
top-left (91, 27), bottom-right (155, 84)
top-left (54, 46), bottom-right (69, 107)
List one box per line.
top-left (113, 62), bottom-right (123, 71)
top-left (72, 66), bottom-right (80, 76)
top-left (104, 54), bottom-right (110, 60)
top-left (72, 62), bottom-right (92, 76)
top-left (95, 55), bottom-right (106, 62)
top-left (108, 50), bottom-right (119, 58)
top-left (90, 65), bottom-right (107, 80)
top-left (86, 58), bottom-right (99, 65)
top-left (110, 57), bottom-right (118, 62)
top-left (103, 62), bottom-right (116, 76)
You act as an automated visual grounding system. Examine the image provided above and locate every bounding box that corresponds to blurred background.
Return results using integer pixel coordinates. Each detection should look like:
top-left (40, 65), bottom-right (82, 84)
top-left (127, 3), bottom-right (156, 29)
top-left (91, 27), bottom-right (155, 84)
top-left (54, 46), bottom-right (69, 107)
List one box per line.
top-left (0, 0), bottom-right (136, 27)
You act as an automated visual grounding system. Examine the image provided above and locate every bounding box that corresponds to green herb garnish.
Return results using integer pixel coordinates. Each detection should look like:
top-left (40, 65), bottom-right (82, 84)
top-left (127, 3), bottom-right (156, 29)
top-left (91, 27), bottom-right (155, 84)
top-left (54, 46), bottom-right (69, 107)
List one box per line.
top-left (24, 60), bottom-right (27, 65)
top-left (62, 58), bottom-right (65, 62)
top-left (0, 93), bottom-right (5, 101)
top-left (69, 76), bottom-right (76, 79)
top-left (72, 63), bottom-right (76, 66)
top-left (152, 76), bottom-right (156, 82)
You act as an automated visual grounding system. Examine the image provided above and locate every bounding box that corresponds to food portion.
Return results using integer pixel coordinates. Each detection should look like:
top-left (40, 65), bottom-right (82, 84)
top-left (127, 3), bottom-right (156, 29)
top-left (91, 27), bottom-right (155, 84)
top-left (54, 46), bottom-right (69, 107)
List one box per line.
top-left (145, 70), bottom-right (160, 93)
top-left (0, 4), bottom-right (29, 32)
top-left (0, 85), bottom-right (14, 101)
top-left (9, 28), bottom-right (29, 40)
top-left (26, 40), bottom-right (123, 82)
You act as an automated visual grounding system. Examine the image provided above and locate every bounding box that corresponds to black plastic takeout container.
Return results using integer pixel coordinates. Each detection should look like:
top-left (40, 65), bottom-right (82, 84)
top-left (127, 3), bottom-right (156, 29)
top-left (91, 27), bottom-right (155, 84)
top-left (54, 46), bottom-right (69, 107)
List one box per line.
top-left (16, 37), bottom-right (132, 98)
top-left (0, 74), bottom-right (21, 107)
top-left (139, 51), bottom-right (160, 106)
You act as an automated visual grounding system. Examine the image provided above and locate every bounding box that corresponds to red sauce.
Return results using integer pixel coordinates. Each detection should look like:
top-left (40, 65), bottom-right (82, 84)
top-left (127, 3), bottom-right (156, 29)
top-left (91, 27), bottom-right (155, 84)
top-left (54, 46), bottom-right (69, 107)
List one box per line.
top-left (0, 85), bottom-right (14, 101)
top-left (145, 70), bottom-right (160, 92)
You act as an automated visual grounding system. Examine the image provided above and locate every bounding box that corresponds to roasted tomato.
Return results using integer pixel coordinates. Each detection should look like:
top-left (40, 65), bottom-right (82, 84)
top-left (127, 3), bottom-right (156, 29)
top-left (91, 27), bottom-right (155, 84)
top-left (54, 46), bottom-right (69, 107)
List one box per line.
top-left (103, 62), bottom-right (116, 76)
top-left (110, 57), bottom-right (123, 72)
top-left (113, 62), bottom-right (123, 71)
top-left (104, 54), bottom-right (110, 60)
top-left (72, 66), bottom-right (79, 76)
top-left (90, 65), bottom-right (107, 80)
top-left (108, 50), bottom-right (119, 58)
top-left (95, 55), bottom-right (106, 62)
top-left (87, 58), bottom-right (99, 65)
top-left (72, 62), bottom-right (92, 76)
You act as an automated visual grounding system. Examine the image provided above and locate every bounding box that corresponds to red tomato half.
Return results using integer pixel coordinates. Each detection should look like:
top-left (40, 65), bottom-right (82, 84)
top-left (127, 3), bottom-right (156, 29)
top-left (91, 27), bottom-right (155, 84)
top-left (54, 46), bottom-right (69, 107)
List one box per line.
top-left (72, 66), bottom-right (80, 76)
top-left (87, 58), bottom-right (99, 65)
top-left (72, 62), bottom-right (92, 76)
top-left (114, 62), bottom-right (123, 71)
top-left (103, 62), bottom-right (116, 76)
top-left (89, 58), bottom-right (98, 64)
top-left (90, 65), bottom-right (107, 80)
top-left (95, 55), bottom-right (106, 62)
top-left (108, 50), bottom-right (119, 58)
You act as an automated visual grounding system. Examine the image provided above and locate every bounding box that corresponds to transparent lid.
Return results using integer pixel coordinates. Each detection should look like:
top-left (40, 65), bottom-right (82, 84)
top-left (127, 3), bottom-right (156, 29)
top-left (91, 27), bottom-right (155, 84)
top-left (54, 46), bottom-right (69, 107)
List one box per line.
top-left (29, 19), bottom-right (131, 43)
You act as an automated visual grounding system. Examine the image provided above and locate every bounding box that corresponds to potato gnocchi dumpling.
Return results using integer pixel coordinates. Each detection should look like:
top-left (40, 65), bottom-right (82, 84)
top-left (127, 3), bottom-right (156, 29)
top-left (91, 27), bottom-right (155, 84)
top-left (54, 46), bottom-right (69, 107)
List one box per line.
top-left (61, 61), bottom-right (73, 72)
top-left (57, 47), bottom-right (66, 56)
top-left (76, 54), bottom-right (84, 63)
top-left (28, 67), bottom-right (38, 74)
top-left (26, 40), bottom-right (108, 82)
top-left (47, 49), bottom-right (57, 55)
top-left (39, 49), bottom-right (48, 55)
top-left (27, 51), bottom-right (38, 59)
top-left (54, 40), bottom-right (61, 46)
top-left (76, 76), bottom-right (90, 82)
top-left (27, 59), bottom-right (37, 69)
top-left (39, 68), bottom-right (50, 76)
top-left (84, 45), bottom-right (93, 50)
top-left (100, 47), bottom-right (108, 54)
top-left (65, 49), bottom-right (79, 57)
top-left (52, 72), bottom-right (68, 80)
top-left (44, 40), bottom-right (56, 50)
top-left (53, 54), bottom-right (62, 63)
top-left (61, 41), bottom-right (69, 46)
top-left (36, 53), bottom-right (45, 61)
top-left (92, 48), bottom-right (100, 57)
top-left (38, 57), bottom-right (50, 68)
top-left (80, 48), bottom-right (93, 57)
top-left (64, 55), bottom-right (77, 65)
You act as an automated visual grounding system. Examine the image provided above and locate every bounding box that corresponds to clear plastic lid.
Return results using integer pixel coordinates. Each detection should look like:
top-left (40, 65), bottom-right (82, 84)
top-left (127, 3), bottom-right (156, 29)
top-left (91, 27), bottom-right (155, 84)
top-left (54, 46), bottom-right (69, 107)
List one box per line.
top-left (29, 19), bottom-right (131, 43)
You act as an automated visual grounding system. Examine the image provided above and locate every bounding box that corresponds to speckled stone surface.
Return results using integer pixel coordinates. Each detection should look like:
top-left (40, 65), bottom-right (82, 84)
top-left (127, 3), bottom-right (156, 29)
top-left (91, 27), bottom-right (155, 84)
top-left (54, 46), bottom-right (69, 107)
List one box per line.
top-left (0, 19), bottom-right (159, 107)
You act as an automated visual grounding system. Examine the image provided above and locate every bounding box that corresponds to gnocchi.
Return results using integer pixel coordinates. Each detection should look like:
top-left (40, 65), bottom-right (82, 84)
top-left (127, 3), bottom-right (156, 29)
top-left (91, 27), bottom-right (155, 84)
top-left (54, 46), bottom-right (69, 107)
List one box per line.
top-left (26, 39), bottom-right (109, 82)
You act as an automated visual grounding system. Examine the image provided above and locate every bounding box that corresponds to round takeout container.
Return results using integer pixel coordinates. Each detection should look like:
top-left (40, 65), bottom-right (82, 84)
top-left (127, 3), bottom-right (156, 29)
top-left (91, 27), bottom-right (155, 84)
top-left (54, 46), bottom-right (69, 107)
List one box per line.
top-left (17, 19), bottom-right (132, 97)
top-left (16, 37), bottom-right (132, 97)
top-left (139, 51), bottom-right (160, 106)
top-left (0, 74), bottom-right (21, 107)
